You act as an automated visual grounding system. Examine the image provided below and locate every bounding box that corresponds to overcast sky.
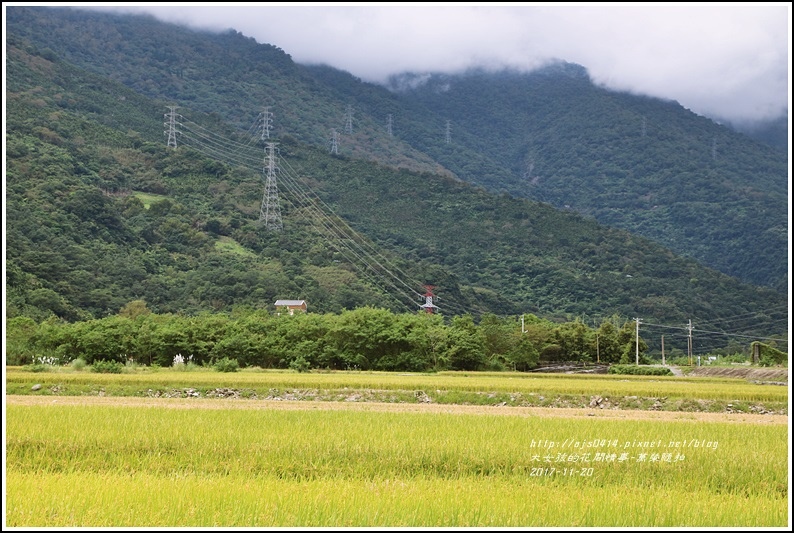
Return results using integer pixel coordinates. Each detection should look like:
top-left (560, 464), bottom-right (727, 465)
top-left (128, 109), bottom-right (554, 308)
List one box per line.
top-left (83, 3), bottom-right (790, 124)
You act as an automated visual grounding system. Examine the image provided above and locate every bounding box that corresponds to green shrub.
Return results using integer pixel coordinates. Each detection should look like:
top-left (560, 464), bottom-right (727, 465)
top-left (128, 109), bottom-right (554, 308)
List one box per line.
top-left (122, 359), bottom-right (141, 373)
top-left (758, 354), bottom-right (786, 367)
top-left (213, 357), bottom-right (240, 373)
top-left (608, 365), bottom-right (673, 376)
top-left (289, 356), bottom-right (310, 373)
top-left (22, 363), bottom-right (51, 373)
top-left (721, 353), bottom-right (749, 364)
top-left (483, 359), bottom-right (507, 372)
top-left (91, 360), bottom-right (124, 374)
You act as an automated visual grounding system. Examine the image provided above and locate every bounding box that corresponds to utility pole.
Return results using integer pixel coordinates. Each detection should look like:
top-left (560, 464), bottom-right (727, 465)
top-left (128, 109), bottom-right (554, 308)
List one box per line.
top-left (330, 129), bottom-right (338, 155)
top-left (345, 105), bottom-right (353, 135)
top-left (596, 333), bottom-right (600, 364)
top-left (661, 335), bottom-right (665, 366)
top-left (164, 105), bottom-right (180, 148)
top-left (259, 142), bottom-right (283, 231)
top-left (260, 107), bottom-right (273, 141)
top-left (445, 120), bottom-right (451, 144)
top-left (634, 317), bottom-right (642, 365)
top-left (386, 114), bottom-right (393, 137)
top-left (687, 320), bottom-right (693, 366)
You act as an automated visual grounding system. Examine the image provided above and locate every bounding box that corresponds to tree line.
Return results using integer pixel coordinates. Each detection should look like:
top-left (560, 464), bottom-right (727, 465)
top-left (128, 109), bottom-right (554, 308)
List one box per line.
top-left (7, 302), bottom-right (654, 372)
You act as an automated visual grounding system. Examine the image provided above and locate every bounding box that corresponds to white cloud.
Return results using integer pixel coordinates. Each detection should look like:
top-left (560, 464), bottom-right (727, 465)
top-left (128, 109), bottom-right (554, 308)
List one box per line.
top-left (83, 3), bottom-right (792, 123)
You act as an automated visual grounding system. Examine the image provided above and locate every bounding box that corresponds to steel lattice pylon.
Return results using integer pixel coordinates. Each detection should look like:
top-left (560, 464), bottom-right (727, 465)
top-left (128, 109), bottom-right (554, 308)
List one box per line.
top-left (259, 142), bottom-right (282, 231)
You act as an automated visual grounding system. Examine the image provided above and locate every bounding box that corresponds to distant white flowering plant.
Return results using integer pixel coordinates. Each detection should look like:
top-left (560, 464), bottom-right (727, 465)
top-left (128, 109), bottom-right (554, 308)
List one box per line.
top-left (35, 355), bottom-right (59, 366)
top-left (172, 354), bottom-right (195, 370)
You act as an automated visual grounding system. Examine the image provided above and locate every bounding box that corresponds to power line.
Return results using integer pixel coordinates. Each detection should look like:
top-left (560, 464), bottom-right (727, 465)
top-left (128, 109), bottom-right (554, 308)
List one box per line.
top-left (176, 110), bottom-right (438, 313)
top-left (688, 329), bottom-right (787, 343)
top-left (172, 110), bottom-right (481, 315)
top-left (172, 109), bottom-right (785, 330)
top-left (642, 319), bottom-right (787, 354)
top-left (695, 305), bottom-right (789, 330)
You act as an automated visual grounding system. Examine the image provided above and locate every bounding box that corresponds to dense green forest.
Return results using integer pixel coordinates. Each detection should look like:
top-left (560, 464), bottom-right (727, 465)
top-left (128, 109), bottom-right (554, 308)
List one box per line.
top-left (6, 6), bottom-right (787, 294)
top-left (4, 8), bottom-right (789, 362)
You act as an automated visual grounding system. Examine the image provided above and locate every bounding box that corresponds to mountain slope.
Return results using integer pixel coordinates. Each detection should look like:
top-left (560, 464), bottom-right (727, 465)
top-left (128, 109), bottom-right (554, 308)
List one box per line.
top-left (380, 68), bottom-right (788, 293)
top-left (6, 6), bottom-right (788, 294)
top-left (5, 36), bottom-right (788, 356)
top-left (4, 6), bottom-right (450, 178)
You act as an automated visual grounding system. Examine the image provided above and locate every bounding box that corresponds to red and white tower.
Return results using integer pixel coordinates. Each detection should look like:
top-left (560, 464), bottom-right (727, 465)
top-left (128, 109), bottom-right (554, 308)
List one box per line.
top-left (419, 285), bottom-right (440, 314)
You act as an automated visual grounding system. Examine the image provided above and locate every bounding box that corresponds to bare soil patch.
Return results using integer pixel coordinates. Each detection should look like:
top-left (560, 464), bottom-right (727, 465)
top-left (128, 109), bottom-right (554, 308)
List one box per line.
top-left (6, 395), bottom-right (787, 425)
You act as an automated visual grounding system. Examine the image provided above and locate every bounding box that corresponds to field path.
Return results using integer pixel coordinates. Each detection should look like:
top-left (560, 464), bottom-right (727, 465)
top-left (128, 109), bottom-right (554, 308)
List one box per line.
top-left (5, 395), bottom-right (787, 425)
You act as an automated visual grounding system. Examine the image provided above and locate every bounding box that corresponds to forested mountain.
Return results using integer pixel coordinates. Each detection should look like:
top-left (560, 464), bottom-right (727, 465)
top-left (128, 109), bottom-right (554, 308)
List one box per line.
top-left (6, 6), bottom-right (787, 295)
top-left (370, 68), bottom-right (789, 294)
top-left (4, 7), bottom-right (788, 352)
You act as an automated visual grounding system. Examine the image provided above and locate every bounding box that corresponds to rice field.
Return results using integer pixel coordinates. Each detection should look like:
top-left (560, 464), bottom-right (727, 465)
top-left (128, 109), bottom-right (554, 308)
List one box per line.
top-left (5, 370), bottom-right (790, 527)
top-left (5, 368), bottom-right (789, 403)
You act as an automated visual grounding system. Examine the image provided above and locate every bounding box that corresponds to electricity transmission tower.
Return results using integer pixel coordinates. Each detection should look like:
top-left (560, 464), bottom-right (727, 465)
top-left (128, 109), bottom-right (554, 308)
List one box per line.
top-left (164, 106), bottom-right (181, 148)
top-left (445, 120), bottom-right (451, 144)
top-left (386, 114), bottom-right (393, 137)
top-left (259, 142), bottom-right (283, 231)
top-left (330, 129), bottom-right (338, 154)
top-left (419, 285), bottom-right (440, 314)
top-left (345, 105), bottom-right (353, 134)
top-left (260, 107), bottom-right (274, 140)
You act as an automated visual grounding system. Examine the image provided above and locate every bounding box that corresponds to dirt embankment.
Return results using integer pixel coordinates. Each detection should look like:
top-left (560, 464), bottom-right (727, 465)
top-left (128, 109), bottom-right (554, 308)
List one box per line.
top-left (688, 366), bottom-right (788, 384)
top-left (5, 395), bottom-right (788, 425)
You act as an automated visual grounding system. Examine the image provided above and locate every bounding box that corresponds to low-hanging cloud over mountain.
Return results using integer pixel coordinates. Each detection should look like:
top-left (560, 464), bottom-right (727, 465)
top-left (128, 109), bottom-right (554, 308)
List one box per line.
top-left (87, 4), bottom-right (791, 125)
